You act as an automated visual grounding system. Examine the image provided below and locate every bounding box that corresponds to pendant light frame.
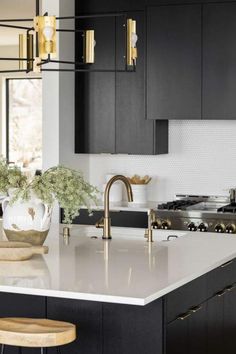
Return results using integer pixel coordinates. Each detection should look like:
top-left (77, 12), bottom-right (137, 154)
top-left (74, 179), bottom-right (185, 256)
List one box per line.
top-left (0, 0), bottom-right (137, 74)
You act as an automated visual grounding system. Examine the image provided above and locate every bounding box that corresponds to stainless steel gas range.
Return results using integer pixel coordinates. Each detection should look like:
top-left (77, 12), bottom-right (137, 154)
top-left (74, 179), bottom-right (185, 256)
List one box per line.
top-left (155, 193), bottom-right (236, 234)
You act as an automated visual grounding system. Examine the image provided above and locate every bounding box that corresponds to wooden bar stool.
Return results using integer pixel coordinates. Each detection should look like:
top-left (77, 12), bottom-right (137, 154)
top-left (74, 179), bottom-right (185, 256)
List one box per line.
top-left (0, 318), bottom-right (76, 353)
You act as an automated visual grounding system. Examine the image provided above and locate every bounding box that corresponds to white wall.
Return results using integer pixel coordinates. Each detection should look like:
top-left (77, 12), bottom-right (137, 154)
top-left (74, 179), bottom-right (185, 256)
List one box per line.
top-left (42, 0), bottom-right (60, 170)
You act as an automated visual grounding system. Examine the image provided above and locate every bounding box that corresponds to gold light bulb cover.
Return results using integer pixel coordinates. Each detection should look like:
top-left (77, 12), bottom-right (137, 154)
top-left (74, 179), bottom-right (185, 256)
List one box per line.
top-left (127, 18), bottom-right (137, 67)
top-left (85, 30), bottom-right (95, 64)
top-left (34, 15), bottom-right (57, 60)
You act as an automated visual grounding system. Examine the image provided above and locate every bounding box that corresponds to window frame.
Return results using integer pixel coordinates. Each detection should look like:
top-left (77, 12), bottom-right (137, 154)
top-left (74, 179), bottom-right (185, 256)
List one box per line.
top-left (5, 76), bottom-right (42, 164)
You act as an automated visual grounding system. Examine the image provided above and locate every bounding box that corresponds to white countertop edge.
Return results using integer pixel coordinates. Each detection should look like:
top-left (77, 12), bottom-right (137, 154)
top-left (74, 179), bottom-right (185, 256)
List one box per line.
top-left (0, 286), bottom-right (145, 306)
top-left (144, 251), bottom-right (236, 305)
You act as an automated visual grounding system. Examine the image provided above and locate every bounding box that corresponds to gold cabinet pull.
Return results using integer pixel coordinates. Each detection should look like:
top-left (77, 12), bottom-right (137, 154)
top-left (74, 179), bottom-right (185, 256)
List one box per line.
top-left (177, 312), bottom-right (192, 321)
top-left (226, 284), bottom-right (236, 292)
top-left (221, 260), bottom-right (233, 268)
top-left (216, 289), bottom-right (228, 297)
top-left (190, 305), bottom-right (202, 313)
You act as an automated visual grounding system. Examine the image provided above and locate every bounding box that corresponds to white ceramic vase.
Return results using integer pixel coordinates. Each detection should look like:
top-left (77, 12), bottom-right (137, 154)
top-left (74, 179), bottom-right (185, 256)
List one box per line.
top-left (2, 194), bottom-right (52, 246)
top-left (130, 184), bottom-right (147, 204)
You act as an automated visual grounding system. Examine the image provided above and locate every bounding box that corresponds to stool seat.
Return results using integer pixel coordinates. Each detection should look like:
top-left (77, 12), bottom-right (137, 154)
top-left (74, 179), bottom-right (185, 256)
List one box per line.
top-left (0, 318), bottom-right (76, 348)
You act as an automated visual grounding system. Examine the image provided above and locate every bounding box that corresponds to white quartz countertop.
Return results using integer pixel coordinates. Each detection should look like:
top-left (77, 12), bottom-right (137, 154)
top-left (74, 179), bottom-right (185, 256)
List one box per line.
top-left (1, 224), bottom-right (236, 306)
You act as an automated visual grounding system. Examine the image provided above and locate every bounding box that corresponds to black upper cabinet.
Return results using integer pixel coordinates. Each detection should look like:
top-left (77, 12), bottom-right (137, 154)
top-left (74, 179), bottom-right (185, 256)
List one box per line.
top-left (75, 72), bottom-right (116, 154)
top-left (75, 17), bottom-right (116, 153)
top-left (116, 12), bottom-right (168, 154)
top-left (203, 3), bottom-right (236, 119)
top-left (147, 5), bottom-right (202, 120)
top-left (75, 10), bottom-right (168, 154)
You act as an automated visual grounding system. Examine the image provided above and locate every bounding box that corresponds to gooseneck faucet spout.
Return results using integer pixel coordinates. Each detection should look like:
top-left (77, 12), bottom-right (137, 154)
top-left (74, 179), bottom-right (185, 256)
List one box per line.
top-left (96, 175), bottom-right (133, 239)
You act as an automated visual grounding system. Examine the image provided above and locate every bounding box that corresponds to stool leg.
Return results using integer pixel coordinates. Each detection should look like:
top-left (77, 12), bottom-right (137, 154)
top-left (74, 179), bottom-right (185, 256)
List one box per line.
top-left (0, 344), bottom-right (4, 354)
top-left (18, 347), bottom-right (22, 354)
top-left (56, 347), bottom-right (61, 354)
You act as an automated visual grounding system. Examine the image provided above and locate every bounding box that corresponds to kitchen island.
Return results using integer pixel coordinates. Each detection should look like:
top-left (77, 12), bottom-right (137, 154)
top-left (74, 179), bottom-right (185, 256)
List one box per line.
top-left (0, 224), bottom-right (236, 354)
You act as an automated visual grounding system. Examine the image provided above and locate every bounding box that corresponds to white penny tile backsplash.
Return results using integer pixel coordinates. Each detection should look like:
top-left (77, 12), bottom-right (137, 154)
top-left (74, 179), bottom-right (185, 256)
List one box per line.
top-left (79, 120), bottom-right (236, 202)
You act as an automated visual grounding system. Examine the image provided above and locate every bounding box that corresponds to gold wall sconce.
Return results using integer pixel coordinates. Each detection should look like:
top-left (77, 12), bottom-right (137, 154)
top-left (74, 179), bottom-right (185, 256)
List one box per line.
top-left (127, 19), bottom-right (138, 67)
top-left (19, 33), bottom-right (34, 72)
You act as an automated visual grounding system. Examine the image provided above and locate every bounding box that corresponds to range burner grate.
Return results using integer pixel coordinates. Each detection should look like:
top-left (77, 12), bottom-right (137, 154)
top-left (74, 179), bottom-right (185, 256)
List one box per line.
top-left (217, 203), bottom-right (236, 213)
top-left (158, 200), bottom-right (200, 211)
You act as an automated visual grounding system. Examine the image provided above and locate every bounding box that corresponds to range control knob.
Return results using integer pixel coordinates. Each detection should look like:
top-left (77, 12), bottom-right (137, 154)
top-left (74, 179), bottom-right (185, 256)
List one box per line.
top-left (161, 220), bottom-right (171, 230)
top-left (151, 219), bottom-right (161, 229)
top-left (188, 222), bottom-right (197, 231)
top-left (225, 224), bottom-right (236, 234)
top-left (198, 223), bottom-right (208, 232)
top-left (214, 223), bottom-right (226, 233)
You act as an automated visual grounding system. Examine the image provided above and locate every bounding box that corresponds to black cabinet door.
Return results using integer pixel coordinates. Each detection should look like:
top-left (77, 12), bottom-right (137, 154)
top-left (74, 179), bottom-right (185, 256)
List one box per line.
top-left (166, 316), bottom-right (188, 354)
top-left (75, 72), bottom-right (116, 153)
top-left (188, 303), bottom-right (207, 354)
top-left (166, 274), bottom-right (207, 324)
top-left (206, 294), bottom-right (224, 354)
top-left (116, 12), bottom-right (168, 154)
top-left (47, 297), bottom-right (102, 354)
top-left (103, 299), bottom-right (163, 354)
top-left (75, 17), bottom-right (116, 153)
top-left (147, 5), bottom-right (201, 120)
top-left (203, 3), bottom-right (236, 119)
top-left (223, 285), bottom-right (236, 353)
top-left (0, 293), bottom-right (46, 354)
top-left (166, 302), bottom-right (207, 354)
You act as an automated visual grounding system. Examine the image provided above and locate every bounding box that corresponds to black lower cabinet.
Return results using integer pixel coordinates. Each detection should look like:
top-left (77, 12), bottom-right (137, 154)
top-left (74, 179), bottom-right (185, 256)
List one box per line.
top-left (47, 298), bottom-right (102, 354)
top-left (47, 297), bottom-right (163, 354)
top-left (166, 302), bottom-right (207, 354)
top-left (166, 315), bottom-right (188, 354)
top-left (205, 284), bottom-right (236, 354)
top-left (223, 284), bottom-right (236, 353)
top-left (0, 293), bottom-right (46, 354)
top-left (206, 294), bottom-right (224, 354)
top-left (166, 259), bottom-right (236, 354)
top-left (102, 300), bottom-right (163, 354)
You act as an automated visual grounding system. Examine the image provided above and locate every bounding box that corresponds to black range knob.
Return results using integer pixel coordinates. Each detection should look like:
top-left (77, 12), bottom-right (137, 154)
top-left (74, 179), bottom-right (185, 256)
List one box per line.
top-left (151, 220), bottom-right (160, 229)
top-left (214, 223), bottom-right (226, 233)
top-left (225, 224), bottom-right (236, 234)
top-left (161, 220), bottom-right (171, 230)
top-left (198, 223), bottom-right (208, 232)
top-left (188, 222), bottom-right (197, 231)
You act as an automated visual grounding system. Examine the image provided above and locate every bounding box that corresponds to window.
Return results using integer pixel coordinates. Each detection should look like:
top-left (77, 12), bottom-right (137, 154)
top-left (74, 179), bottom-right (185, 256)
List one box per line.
top-left (6, 78), bottom-right (42, 172)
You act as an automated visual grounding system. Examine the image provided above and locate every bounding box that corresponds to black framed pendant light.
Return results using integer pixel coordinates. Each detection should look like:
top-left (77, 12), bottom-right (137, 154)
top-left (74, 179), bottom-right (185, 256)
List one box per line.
top-left (0, 0), bottom-right (138, 73)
